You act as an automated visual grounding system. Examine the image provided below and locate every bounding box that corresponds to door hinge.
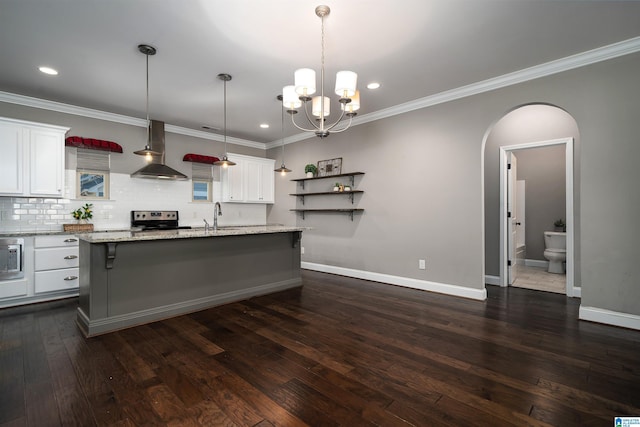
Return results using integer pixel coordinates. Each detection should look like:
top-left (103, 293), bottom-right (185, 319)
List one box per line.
top-left (507, 260), bottom-right (512, 266)
top-left (507, 163), bottom-right (511, 170)
top-left (507, 211), bottom-right (511, 218)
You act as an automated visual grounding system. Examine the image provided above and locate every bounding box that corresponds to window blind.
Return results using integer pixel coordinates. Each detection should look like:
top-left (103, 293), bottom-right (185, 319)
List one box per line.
top-left (77, 148), bottom-right (110, 171)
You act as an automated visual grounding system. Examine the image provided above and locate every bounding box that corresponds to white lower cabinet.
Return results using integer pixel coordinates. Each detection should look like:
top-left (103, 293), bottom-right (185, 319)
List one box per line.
top-left (34, 235), bottom-right (79, 294)
top-left (222, 153), bottom-right (275, 203)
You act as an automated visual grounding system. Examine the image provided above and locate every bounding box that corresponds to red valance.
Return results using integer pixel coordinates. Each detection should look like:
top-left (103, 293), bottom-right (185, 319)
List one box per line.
top-left (182, 153), bottom-right (220, 164)
top-left (65, 136), bottom-right (123, 153)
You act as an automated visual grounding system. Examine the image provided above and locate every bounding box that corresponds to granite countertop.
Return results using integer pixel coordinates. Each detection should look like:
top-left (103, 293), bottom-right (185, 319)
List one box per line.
top-left (75, 225), bottom-right (306, 243)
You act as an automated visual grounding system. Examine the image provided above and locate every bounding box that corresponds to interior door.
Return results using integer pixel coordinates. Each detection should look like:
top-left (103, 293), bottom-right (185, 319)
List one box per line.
top-left (507, 152), bottom-right (518, 285)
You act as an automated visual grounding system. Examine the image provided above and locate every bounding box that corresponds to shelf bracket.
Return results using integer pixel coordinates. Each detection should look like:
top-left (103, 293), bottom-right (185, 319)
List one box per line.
top-left (291, 231), bottom-right (302, 248)
top-left (350, 211), bottom-right (354, 221)
top-left (105, 242), bottom-right (117, 269)
top-left (349, 192), bottom-right (354, 204)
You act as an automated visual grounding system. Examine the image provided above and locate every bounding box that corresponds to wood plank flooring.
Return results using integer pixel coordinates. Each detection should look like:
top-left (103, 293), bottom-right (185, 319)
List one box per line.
top-left (1, 270), bottom-right (639, 426)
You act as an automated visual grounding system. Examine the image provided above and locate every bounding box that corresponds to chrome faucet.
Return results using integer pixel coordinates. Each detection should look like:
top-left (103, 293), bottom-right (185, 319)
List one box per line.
top-left (213, 202), bottom-right (222, 231)
top-left (203, 218), bottom-right (210, 233)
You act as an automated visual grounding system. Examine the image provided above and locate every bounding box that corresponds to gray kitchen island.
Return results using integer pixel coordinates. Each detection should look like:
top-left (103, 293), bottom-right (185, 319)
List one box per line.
top-left (75, 226), bottom-right (304, 337)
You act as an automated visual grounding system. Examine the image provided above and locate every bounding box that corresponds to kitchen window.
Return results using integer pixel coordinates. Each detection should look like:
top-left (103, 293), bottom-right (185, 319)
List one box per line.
top-left (191, 163), bottom-right (213, 202)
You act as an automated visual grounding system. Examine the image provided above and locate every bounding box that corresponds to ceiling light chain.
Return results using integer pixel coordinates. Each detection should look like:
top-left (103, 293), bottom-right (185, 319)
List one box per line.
top-left (282, 5), bottom-right (360, 139)
top-left (213, 74), bottom-right (236, 167)
top-left (134, 44), bottom-right (160, 160)
top-left (274, 94), bottom-right (292, 175)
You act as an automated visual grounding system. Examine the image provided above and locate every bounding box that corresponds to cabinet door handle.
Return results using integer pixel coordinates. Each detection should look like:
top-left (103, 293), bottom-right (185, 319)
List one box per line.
top-left (64, 276), bottom-right (78, 281)
top-left (64, 238), bottom-right (78, 243)
top-left (64, 255), bottom-right (78, 260)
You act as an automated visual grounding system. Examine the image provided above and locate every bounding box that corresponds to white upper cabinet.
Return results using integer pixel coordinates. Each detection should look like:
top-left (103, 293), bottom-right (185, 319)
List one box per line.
top-left (0, 121), bottom-right (24, 195)
top-left (222, 153), bottom-right (275, 204)
top-left (0, 117), bottom-right (69, 197)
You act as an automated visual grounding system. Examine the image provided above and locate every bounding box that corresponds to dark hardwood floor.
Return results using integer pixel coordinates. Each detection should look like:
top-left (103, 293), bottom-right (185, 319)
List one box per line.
top-left (1, 270), bottom-right (639, 426)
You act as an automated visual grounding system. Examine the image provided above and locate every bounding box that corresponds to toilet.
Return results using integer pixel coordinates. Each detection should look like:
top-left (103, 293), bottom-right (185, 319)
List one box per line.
top-left (543, 231), bottom-right (566, 274)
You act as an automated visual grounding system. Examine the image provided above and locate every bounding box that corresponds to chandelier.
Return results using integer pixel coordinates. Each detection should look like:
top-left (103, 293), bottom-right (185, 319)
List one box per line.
top-left (282, 5), bottom-right (360, 138)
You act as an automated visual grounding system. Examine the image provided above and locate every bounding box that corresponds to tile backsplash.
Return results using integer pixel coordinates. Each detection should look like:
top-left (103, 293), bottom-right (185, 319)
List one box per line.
top-left (0, 172), bottom-right (267, 233)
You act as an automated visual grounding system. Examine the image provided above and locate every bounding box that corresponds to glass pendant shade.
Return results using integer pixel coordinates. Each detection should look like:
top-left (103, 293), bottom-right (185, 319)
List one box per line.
top-left (334, 70), bottom-right (357, 98)
top-left (312, 96), bottom-right (331, 117)
top-left (295, 68), bottom-right (316, 96)
top-left (283, 85), bottom-right (302, 109)
top-left (341, 90), bottom-right (360, 113)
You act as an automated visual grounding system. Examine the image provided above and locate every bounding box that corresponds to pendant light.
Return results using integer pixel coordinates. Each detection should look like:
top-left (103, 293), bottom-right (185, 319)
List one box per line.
top-left (213, 73), bottom-right (236, 167)
top-left (133, 44), bottom-right (160, 160)
top-left (274, 95), bottom-right (292, 175)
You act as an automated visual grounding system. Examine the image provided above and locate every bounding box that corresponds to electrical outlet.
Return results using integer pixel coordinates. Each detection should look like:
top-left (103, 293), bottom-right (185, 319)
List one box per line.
top-left (419, 259), bottom-right (426, 270)
top-left (301, 246), bottom-right (305, 254)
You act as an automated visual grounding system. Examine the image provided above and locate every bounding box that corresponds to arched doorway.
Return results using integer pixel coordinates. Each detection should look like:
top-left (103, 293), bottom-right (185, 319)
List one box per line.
top-left (482, 103), bottom-right (581, 297)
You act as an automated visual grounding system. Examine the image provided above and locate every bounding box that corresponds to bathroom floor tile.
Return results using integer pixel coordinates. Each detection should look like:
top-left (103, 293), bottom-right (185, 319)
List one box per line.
top-left (512, 265), bottom-right (566, 294)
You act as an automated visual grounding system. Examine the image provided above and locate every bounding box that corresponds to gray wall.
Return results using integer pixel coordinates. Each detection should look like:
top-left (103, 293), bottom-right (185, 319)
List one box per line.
top-left (268, 52), bottom-right (640, 316)
top-left (516, 145), bottom-right (566, 261)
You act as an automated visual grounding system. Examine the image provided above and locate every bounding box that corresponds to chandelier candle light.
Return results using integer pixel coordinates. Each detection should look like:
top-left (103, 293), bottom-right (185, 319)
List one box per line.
top-left (283, 5), bottom-right (360, 138)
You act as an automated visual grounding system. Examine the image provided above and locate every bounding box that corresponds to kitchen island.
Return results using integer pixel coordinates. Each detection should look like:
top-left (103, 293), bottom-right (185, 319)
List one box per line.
top-left (75, 225), bottom-right (304, 337)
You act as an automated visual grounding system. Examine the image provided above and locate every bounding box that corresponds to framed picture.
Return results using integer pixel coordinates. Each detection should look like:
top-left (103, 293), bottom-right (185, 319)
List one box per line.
top-left (317, 157), bottom-right (343, 177)
top-left (76, 170), bottom-right (110, 200)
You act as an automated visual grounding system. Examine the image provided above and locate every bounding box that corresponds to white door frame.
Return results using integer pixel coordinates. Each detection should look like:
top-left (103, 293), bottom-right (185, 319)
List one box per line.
top-left (499, 137), bottom-right (575, 296)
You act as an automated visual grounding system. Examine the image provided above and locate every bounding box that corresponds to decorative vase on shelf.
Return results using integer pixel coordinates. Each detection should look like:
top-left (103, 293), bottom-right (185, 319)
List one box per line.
top-left (307, 172), bottom-right (314, 178)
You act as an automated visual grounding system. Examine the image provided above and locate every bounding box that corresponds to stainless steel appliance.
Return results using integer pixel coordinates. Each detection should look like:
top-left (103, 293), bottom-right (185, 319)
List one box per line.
top-left (0, 238), bottom-right (24, 280)
top-left (131, 210), bottom-right (191, 231)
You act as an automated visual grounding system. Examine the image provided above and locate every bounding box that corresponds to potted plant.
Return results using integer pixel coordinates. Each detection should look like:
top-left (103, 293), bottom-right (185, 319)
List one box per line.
top-left (73, 203), bottom-right (94, 223)
top-left (64, 203), bottom-right (94, 232)
top-left (333, 182), bottom-right (341, 191)
top-left (305, 164), bottom-right (317, 178)
top-left (554, 218), bottom-right (565, 232)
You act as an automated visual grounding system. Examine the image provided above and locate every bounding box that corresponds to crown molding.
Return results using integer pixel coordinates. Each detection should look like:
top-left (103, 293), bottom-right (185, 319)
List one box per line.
top-left (3, 35), bottom-right (640, 152)
top-left (265, 35), bottom-right (640, 149)
top-left (0, 91), bottom-right (265, 150)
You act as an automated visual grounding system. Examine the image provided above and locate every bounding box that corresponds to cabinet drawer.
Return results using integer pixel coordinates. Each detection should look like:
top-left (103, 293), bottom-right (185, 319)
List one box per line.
top-left (35, 235), bottom-right (79, 248)
top-left (0, 278), bottom-right (28, 299)
top-left (35, 247), bottom-right (79, 270)
top-left (34, 268), bottom-right (79, 293)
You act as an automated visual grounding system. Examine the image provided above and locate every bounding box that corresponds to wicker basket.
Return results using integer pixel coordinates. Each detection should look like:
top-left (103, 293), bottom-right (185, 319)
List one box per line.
top-left (63, 223), bottom-right (94, 232)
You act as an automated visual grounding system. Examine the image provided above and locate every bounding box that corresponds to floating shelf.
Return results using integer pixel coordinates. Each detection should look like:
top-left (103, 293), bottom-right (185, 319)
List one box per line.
top-left (290, 209), bottom-right (364, 221)
top-left (292, 172), bottom-right (364, 189)
top-left (289, 190), bottom-right (364, 205)
top-left (290, 172), bottom-right (365, 220)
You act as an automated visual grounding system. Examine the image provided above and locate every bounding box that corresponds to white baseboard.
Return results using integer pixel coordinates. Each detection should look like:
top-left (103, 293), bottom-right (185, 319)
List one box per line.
top-left (579, 305), bottom-right (640, 331)
top-left (302, 262), bottom-right (487, 301)
top-left (571, 287), bottom-right (581, 298)
top-left (525, 259), bottom-right (549, 268)
top-left (485, 275), bottom-right (500, 286)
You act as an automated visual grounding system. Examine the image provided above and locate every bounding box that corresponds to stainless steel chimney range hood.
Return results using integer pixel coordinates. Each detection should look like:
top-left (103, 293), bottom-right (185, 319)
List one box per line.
top-left (131, 120), bottom-right (188, 180)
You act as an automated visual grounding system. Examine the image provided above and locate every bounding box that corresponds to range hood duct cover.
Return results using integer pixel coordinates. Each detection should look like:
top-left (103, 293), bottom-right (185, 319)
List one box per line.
top-left (131, 120), bottom-right (188, 180)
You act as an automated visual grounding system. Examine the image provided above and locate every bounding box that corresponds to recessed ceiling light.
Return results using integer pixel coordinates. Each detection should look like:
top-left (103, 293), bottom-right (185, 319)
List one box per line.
top-left (260, 123), bottom-right (269, 129)
top-left (38, 66), bottom-right (58, 75)
top-left (367, 82), bottom-right (381, 90)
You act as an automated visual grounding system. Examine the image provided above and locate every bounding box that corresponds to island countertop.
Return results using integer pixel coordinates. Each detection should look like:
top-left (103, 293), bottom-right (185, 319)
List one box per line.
top-left (75, 225), bottom-right (306, 243)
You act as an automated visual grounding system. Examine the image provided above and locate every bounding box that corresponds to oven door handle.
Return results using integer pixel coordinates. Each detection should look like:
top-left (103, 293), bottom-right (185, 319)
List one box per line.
top-left (64, 255), bottom-right (78, 260)
top-left (64, 238), bottom-right (78, 243)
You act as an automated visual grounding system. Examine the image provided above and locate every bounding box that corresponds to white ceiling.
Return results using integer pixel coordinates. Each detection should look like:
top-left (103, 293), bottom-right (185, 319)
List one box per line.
top-left (1, 0), bottom-right (640, 145)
